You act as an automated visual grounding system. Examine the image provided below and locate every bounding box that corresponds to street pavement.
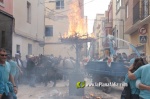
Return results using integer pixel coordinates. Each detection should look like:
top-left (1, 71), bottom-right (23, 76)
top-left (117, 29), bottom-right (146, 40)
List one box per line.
top-left (17, 78), bottom-right (123, 99)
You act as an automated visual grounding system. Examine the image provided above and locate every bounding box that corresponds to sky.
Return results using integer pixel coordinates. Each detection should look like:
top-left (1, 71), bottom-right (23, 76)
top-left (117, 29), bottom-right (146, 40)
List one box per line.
top-left (84, 0), bottom-right (111, 33)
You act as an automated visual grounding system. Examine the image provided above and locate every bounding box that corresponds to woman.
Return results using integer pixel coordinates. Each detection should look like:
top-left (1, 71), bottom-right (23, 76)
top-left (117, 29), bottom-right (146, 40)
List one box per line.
top-left (124, 58), bottom-right (145, 99)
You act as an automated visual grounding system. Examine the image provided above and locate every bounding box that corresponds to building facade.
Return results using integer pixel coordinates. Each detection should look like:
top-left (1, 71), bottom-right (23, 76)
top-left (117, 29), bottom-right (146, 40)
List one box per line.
top-left (113, 0), bottom-right (129, 54)
top-left (101, 1), bottom-right (113, 57)
top-left (124, 0), bottom-right (150, 61)
top-left (44, 0), bottom-right (85, 59)
top-left (13, 0), bottom-right (45, 60)
top-left (92, 14), bottom-right (105, 58)
top-left (0, 0), bottom-right (14, 54)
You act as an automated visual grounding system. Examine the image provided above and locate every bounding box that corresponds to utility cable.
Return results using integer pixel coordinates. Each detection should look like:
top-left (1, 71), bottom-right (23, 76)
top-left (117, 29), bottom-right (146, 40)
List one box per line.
top-left (53, 0), bottom-right (95, 16)
top-left (39, 0), bottom-right (95, 16)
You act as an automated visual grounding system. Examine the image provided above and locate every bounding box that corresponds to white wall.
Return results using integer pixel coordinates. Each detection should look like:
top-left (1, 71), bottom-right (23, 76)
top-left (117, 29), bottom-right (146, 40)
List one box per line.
top-left (13, 0), bottom-right (45, 60)
top-left (44, 0), bottom-right (84, 58)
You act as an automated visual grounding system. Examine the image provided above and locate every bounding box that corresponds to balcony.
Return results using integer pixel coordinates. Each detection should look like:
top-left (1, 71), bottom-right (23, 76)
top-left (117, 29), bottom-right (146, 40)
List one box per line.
top-left (133, 0), bottom-right (150, 24)
top-left (141, 0), bottom-right (149, 19)
top-left (133, 2), bottom-right (140, 24)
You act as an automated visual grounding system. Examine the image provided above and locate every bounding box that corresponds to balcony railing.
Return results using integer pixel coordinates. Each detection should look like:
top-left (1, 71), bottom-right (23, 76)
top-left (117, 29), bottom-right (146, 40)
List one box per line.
top-left (141, 0), bottom-right (149, 19)
top-left (133, 0), bottom-right (150, 24)
top-left (133, 2), bottom-right (140, 24)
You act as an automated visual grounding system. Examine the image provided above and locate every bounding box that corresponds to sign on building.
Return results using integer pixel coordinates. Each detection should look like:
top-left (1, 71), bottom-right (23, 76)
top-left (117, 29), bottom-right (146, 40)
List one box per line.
top-left (139, 35), bottom-right (147, 43)
top-left (139, 25), bottom-right (147, 35)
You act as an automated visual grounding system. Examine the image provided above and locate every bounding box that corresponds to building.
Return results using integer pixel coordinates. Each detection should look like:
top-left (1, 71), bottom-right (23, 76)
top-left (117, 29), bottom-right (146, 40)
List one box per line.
top-left (92, 14), bottom-right (105, 58)
top-left (113, 0), bottom-right (129, 54)
top-left (0, 0), bottom-right (14, 54)
top-left (92, 0), bottom-right (130, 57)
top-left (101, 1), bottom-right (113, 57)
top-left (13, 0), bottom-right (45, 60)
top-left (124, 0), bottom-right (150, 60)
top-left (44, 0), bottom-right (86, 59)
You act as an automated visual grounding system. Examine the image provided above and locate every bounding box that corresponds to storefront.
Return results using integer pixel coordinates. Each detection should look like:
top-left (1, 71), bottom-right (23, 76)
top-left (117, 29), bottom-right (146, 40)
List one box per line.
top-left (0, 10), bottom-right (14, 54)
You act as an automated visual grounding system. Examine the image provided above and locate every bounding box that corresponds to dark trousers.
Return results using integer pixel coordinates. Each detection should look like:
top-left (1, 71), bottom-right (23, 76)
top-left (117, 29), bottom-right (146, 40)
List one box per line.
top-left (2, 93), bottom-right (13, 99)
top-left (131, 94), bottom-right (139, 99)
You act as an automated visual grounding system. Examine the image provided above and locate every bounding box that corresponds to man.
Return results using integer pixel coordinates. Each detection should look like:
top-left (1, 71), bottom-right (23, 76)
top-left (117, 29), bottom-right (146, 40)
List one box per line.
top-left (26, 55), bottom-right (36, 87)
top-left (15, 53), bottom-right (24, 84)
top-left (128, 63), bottom-right (150, 99)
top-left (0, 48), bottom-right (17, 99)
top-left (7, 55), bottom-right (19, 88)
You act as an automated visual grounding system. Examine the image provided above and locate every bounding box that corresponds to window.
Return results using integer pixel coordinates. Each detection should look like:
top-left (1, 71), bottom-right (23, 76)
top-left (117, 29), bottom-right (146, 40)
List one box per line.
top-left (16, 45), bottom-right (20, 53)
top-left (143, 0), bottom-right (149, 18)
top-left (28, 44), bottom-right (32, 55)
top-left (27, 1), bottom-right (31, 23)
top-left (120, 0), bottom-right (122, 6)
top-left (116, 0), bottom-right (121, 11)
top-left (45, 26), bottom-right (53, 36)
top-left (56, 0), bottom-right (64, 9)
top-left (126, 3), bottom-right (129, 19)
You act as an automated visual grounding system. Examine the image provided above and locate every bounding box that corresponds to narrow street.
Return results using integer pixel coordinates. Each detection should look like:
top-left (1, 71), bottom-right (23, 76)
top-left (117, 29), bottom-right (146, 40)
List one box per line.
top-left (17, 78), bottom-right (123, 99)
top-left (1, 0), bottom-right (150, 99)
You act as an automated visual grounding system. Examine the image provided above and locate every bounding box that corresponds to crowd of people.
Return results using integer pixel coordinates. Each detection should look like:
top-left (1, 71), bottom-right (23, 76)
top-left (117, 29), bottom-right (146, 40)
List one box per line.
top-left (0, 48), bottom-right (65, 99)
top-left (1, 47), bottom-right (150, 99)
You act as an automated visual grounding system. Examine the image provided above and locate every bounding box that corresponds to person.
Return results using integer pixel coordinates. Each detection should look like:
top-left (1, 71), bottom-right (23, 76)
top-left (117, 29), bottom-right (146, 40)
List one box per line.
top-left (124, 58), bottom-right (145, 99)
top-left (128, 58), bottom-right (150, 99)
top-left (122, 53), bottom-right (128, 61)
top-left (26, 55), bottom-right (36, 87)
top-left (7, 55), bottom-right (22, 89)
top-left (0, 48), bottom-right (17, 99)
top-left (129, 53), bottom-right (139, 65)
top-left (15, 53), bottom-right (24, 84)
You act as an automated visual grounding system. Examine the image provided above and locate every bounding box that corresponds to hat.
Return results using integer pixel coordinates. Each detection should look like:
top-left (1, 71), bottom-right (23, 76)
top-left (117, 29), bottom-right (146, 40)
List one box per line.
top-left (15, 53), bottom-right (19, 55)
top-left (28, 55), bottom-right (33, 58)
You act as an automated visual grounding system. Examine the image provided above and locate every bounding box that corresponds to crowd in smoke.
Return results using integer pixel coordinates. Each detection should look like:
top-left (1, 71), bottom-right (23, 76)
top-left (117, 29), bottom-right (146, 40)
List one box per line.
top-left (91, 52), bottom-right (148, 64)
top-left (11, 53), bottom-right (80, 88)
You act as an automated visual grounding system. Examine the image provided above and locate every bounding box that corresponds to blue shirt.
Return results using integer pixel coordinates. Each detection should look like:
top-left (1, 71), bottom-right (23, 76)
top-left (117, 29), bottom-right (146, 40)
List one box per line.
top-left (0, 62), bottom-right (11, 83)
top-left (134, 64), bottom-right (150, 99)
top-left (0, 62), bottom-right (11, 94)
top-left (8, 60), bottom-right (18, 77)
top-left (124, 74), bottom-right (140, 95)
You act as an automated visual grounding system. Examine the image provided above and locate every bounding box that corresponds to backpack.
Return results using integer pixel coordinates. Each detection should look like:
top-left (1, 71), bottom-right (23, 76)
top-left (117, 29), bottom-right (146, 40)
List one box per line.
top-left (121, 83), bottom-right (131, 99)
